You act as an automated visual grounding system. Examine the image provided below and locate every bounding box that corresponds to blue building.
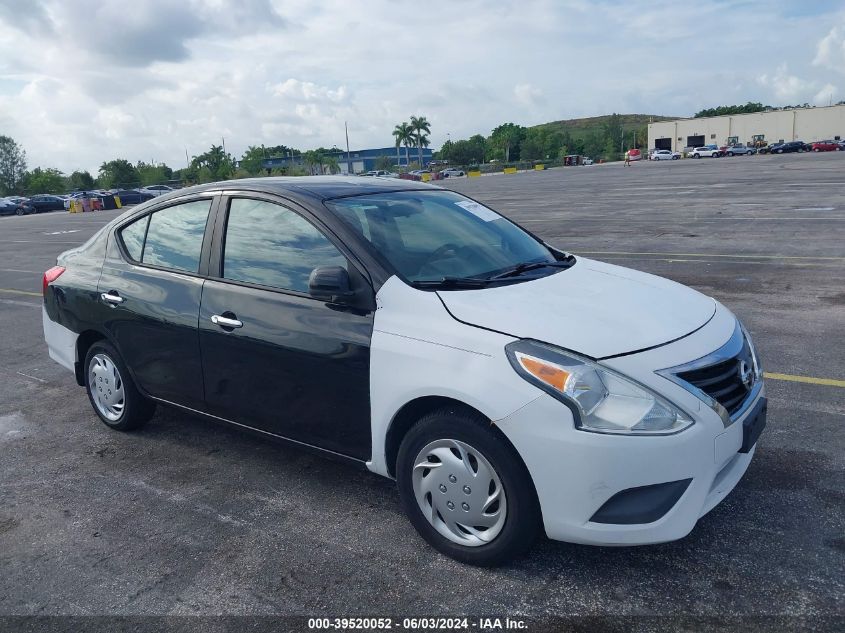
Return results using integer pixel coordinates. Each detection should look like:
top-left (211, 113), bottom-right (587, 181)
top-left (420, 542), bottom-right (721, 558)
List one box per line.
top-left (261, 146), bottom-right (434, 174)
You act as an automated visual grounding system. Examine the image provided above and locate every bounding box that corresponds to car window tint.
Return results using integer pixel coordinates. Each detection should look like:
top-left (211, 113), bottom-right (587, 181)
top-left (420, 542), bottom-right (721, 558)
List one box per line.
top-left (222, 198), bottom-right (347, 293)
top-left (119, 215), bottom-right (149, 261)
top-left (142, 199), bottom-right (211, 272)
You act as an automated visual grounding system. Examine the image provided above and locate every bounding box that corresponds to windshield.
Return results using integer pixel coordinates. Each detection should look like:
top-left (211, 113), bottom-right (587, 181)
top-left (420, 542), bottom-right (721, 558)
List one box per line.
top-left (325, 190), bottom-right (558, 284)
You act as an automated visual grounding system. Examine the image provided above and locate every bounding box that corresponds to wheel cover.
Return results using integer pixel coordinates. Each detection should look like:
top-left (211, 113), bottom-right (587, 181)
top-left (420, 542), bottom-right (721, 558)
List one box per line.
top-left (88, 353), bottom-right (125, 421)
top-left (411, 438), bottom-right (507, 547)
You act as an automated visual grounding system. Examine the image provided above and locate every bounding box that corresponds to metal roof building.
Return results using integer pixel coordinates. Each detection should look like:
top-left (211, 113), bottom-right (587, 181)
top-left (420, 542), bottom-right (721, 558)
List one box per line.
top-left (261, 146), bottom-right (434, 175)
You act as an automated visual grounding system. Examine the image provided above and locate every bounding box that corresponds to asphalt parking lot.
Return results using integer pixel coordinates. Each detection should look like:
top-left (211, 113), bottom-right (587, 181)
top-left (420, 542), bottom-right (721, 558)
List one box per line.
top-left (0, 154), bottom-right (843, 626)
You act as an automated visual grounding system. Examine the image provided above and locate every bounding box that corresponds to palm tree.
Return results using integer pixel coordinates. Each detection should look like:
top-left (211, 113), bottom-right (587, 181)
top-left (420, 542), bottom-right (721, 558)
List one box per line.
top-left (392, 122), bottom-right (413, 166)
top-left (410, 115), bottom-right (431, 166)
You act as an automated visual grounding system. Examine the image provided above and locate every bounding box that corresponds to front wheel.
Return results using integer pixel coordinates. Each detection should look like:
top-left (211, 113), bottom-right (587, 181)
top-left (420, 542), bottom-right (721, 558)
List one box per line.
top-left (693, 154), bottom-right (700, 159)
top-left (813, 148), bottom-right (820, 152)
top-left (727, 152), bottom-right (734, 157)
top-left (776, 149), bottom-right (783, 154)
top-left (396, 408), bottom-right (540, 566)
top-left (84, 341), bottom-right (155, 431)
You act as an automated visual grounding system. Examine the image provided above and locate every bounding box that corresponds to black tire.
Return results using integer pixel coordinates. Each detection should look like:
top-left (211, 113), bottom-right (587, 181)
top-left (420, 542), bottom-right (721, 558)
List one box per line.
top-left (84, 340), bottom-right (155, 431)
top-left (15, 208), bottom-right (24, 216)
top-left (776, 149), bottom-right (783, 154)
top-left (396, 407), bottom-right (541, 566)
top-left (693, 154), bottom-right (700, 159)
top-left (813, 148), bottom-right (820, 152)
top-left (727, 152), bottom-right (734, 157)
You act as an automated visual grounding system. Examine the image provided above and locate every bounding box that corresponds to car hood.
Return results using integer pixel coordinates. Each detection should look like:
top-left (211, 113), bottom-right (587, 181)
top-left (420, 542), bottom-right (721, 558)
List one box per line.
top-left (437, 257), bottom-right (716, 358)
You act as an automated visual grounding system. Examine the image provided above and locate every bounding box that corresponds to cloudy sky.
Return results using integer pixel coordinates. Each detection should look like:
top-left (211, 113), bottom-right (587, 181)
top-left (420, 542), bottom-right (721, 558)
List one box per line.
top-left (1, 0), bottom-right (844, 174)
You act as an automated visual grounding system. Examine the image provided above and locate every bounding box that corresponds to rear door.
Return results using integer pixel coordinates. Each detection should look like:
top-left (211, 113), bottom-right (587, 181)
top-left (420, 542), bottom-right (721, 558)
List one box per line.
top-left (96, 194), bottom-right (218, 409)
top-left (198, 194), bottom-right (375, 460)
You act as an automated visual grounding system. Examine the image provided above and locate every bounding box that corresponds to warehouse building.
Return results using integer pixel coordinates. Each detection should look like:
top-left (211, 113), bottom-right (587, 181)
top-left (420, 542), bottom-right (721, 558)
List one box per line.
top-left (262, 146), bottom-right (433, 175)
top-left (648, 104), bottom-right (845, 152)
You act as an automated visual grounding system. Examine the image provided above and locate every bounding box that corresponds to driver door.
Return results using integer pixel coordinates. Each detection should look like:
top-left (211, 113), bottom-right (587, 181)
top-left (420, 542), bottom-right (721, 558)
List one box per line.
top-left (198, 195), bottom-right (375, 460)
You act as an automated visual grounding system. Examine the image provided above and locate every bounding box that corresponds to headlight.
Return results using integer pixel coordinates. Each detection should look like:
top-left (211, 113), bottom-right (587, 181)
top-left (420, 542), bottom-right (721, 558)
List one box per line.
top-left (505, 340), bottom-right (694, 435)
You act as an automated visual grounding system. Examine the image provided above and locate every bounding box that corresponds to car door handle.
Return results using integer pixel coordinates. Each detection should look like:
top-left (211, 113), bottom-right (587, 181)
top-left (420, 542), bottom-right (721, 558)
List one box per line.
top-left (211, 314), bottom-right (243, 329)
top-left (101, 291), bottom-right (124, 305)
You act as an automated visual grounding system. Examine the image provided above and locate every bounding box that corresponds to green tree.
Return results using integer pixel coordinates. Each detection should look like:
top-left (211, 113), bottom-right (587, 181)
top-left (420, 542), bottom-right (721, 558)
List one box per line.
top-left (409, 115), bottom-right (431, 166)
top-left (323, 155), bottom-right (341, 175)
top-left (190, 145), bottom-right (234, 181)
top-left (374, 155), bottom-right (393, 171)
top-left (98, 159), bottom-right (141, 189)
top-left (303, 150), bottom-right (321, 175)
top-left (66, 170), bottom-right (94, 191)
top-left (23, 167), bottom-right (65, 194)
top-left (695, 102), bottom-right (770, 118)
top-left (392, 122), bottom-right (414, 166)
top-left (489, 123), bottom-right (525, 162)
top-left (239, 145), bottom-right (268, 175)
top-left (0, 135), bottom-right (27, 195)
top-left (604, 138), bottom-right (618, 161)
top-left (602, 113), bottom-right (624, 156)
top-left (136, 161), bottom-right (172, 186)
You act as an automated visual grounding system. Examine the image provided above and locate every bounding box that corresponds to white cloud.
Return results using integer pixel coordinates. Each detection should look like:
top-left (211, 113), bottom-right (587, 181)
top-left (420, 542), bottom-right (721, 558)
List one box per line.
top-left (0, 0), bottom-right (844, 173)
top-left (813, 26), bottom-right (845, 72)
top-left (813, 83), bottom-right (838, 105)
top-left (514, 83), bottom-right (543, 107)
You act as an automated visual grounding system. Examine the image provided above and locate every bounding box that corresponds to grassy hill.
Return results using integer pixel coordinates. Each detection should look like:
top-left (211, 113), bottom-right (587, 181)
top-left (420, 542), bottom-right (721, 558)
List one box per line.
top-left (531, 114), bottom-right (679, 141)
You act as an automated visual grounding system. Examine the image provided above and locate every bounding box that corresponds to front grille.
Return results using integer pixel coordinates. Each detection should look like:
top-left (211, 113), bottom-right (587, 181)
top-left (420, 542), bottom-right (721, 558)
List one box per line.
top-left (676, 340), bottom-right (755, 417)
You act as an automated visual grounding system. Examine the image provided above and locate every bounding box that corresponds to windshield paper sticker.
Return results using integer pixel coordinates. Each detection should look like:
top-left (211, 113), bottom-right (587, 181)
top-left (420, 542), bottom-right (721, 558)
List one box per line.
top-left (455, 200), bottom-right (500, 222)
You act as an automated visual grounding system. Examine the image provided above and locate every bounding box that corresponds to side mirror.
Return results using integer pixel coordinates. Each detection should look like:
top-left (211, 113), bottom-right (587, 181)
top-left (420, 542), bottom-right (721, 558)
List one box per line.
top-left (308, 266), bottom-right (354, 303)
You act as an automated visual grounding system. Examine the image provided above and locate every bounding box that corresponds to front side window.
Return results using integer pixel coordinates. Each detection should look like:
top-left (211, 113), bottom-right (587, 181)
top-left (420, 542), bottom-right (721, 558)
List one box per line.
top-left (222, 198), bottom-right (347, 293)
top-left (325, 190), bottom-right (556, 283)
top-left (118, 199), bottom-right (211, 273)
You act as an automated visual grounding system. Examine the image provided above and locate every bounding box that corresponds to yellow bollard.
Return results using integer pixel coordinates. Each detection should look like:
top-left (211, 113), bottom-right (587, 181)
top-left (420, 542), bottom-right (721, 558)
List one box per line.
top-left (503, 167), bottom-right (517, 174)
top-left (534, 164), bottom-right (545, 171)
top-left (468, 171), bottom-right (481, 177)
top-left (114, 196), bottom-right (122, 209)
top-left (421, 173), bottom-right (431, 182)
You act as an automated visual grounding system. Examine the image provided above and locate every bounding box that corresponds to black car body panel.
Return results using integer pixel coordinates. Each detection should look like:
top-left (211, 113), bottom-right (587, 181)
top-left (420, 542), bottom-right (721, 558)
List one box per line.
top-left (42, 178), bottom-right (418, 462)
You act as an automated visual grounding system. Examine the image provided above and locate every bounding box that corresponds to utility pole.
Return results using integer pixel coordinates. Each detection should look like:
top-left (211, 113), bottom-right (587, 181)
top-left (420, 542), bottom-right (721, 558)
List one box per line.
top-left (185, 148), bottom-right (189, 167)
top-left (345, 121), bottom-right (351, 175)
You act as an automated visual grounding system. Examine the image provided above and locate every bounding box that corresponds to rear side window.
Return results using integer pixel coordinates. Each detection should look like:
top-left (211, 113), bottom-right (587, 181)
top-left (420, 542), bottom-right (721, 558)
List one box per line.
top-left (118, 199), bottom-right (211, 273)
top-left (120, 215), bottom-right (149, 261)
top-left (222, 198), bottom-right (347, 293)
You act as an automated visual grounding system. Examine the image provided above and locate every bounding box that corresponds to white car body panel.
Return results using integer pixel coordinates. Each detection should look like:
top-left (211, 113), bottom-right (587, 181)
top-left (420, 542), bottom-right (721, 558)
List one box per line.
top-left (42, 305), bottom-right (78, 372)
top-left (436, 258), bottom-right (716, 358)
top-left (367, 276), bottom-right (539, 477)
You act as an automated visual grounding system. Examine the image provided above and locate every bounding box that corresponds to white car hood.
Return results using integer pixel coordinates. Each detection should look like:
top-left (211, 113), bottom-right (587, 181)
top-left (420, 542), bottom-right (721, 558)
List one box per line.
top-left (437, 257), bottom-right (716, 358)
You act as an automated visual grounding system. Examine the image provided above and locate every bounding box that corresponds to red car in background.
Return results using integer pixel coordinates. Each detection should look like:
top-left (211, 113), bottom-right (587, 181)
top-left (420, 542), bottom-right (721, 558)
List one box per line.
top-left (811, 140), bottom-right (840, 152)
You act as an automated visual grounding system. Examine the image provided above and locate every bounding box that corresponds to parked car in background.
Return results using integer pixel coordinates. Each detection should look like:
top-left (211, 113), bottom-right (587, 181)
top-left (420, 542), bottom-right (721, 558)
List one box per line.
top-left (0, 198), bottom-right (35, 216)
top-left (28, 194), bottom-right (66, 212)
top-left (651, 149), bottom-right (681, 161)
top-left (811, 140), bottom-right (840, 152)
top-left (140, 185), bottom-right (175, 197)
top-left (582, 158), bottom-right (594, 165)
top-left (627, 148), bottom-right (642, 161)
top-left (690, 145), bottom-right (722, 158)
top-left (441, 168), bottom-right (466, 177)
top-left (758, 144), bottom-right (778, 154)
top-left (360, 171), bottom-right (397, 178)
top-left (772, 141), bottom-right (806, 154)
top-left (114, 190), bottom-right (155, 205)
top-left (725, 145), bottom-right (756, 156)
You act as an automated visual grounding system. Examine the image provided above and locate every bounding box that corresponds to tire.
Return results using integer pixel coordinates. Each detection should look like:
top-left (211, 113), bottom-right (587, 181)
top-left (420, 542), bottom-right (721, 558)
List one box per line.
top-left (84, 340), bottom-right (155, 431)
top-left (776, 149), bottom-right (783, 154)
top-left (396, 407), bottom-right (541, 566)
top-left (672, 155), bottom-right (679, 160)
top-left (15, 208), bottom-right (24, 216)
top-left (813, 148), bottom-right (820, 152)
top-left (727, 152), bottom-right (734, 157)
top-left (693, 154), bottom-right (700, 159)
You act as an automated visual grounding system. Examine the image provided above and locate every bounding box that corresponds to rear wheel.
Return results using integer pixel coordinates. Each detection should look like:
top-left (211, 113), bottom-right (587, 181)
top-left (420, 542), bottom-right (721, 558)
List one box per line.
top-left (396, 408), bottom-right (540, 566)
top-left (15, 208), bottom-right (24, 216)
top-left (693, 154), bottom-right (700, 159)
top-left (84, 341), bottom-right (155, 431)
top-left (776, 149), bottom-right (783, 154)
top-left (813, 148), bottom-right (820, 152)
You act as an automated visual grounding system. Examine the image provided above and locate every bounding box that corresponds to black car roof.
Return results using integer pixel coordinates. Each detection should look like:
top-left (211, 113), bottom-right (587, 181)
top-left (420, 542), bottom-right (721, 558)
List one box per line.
top-left (154, 176), bottom-right (441, 205)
